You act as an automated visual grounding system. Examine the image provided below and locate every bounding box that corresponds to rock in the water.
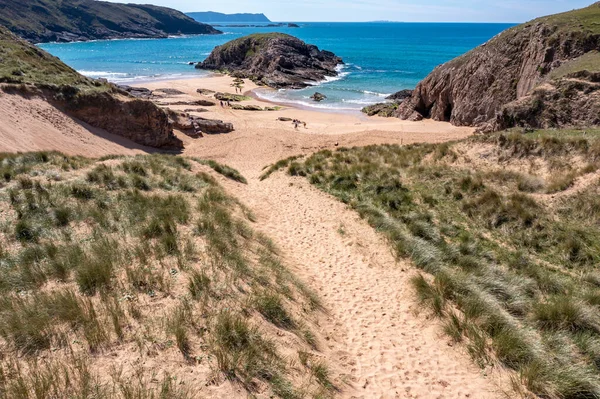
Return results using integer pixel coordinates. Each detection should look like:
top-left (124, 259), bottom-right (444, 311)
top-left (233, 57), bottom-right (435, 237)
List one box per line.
top-left (397, 3), bottom-right (600, 131)
top-left (288, 23), bottom-right (300, 28)
top-left (386, 90), bottom-right (412, 101)
top-left (310, 92), bottom-right (327, 102)
top-left (196, 33), bottom-right (343, 89)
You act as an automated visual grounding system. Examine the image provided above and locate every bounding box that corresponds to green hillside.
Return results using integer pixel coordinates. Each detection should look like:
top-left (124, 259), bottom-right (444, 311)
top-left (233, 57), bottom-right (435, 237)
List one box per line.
top-left (0, 0), bottom-right (221, 43)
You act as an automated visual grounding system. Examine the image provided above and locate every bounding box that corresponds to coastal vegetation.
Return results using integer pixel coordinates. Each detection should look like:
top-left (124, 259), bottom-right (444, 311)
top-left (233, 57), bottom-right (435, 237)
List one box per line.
top-left (0, 152), bottom-right (327, 398)
top-left (266, 128), bottom-right (600, 398)
top-left (0, 26), bottom-right (100, 90)
top-left (0, 26), bottom-right (183, 149)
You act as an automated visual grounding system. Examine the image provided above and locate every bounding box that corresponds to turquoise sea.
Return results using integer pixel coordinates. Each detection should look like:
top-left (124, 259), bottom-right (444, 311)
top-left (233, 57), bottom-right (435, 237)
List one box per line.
top-left (39, 23), bottom-right (514, 111)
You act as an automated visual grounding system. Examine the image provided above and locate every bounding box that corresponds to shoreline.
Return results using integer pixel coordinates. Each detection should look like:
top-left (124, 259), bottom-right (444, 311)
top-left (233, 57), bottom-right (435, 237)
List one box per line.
top-left (135, 74), bottom-right (475, 169)
top-left (128, 72), bottom-right (377, 117)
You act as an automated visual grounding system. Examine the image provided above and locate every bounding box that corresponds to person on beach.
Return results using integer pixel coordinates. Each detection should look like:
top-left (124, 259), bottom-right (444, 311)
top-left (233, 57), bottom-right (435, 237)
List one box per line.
top-left (303, 122), bottom-right (307, 129)
top-left (227, 101), bottom-right (231, 107)
top-left (220, 101), bottom-right (224, 107)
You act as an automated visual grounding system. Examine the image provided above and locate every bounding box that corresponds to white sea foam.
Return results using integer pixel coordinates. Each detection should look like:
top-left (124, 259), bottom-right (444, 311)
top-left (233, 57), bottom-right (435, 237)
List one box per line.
top-left (362, 90), bottom-right (391, 97)
top-left (77, 70), bottom-right (128, 78)
top-left (254, 89), bottom-right (360, 113)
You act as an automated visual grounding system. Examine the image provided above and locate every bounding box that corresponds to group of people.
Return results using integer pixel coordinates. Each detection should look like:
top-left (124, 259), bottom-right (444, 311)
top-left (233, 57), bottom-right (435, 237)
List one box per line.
top-left (220, 100), bottom-right (232, 107)
top-left (293, 119), bottom-right (307, 129)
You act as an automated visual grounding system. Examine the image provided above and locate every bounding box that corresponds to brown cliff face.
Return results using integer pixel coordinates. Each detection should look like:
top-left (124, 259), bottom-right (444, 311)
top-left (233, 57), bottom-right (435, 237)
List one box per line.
top-left (397, 3), bottom-right (600, 131)
top-left (196, 33), bottom-right (343, 89)
top-left (63, 91), bottom-right (183, 150)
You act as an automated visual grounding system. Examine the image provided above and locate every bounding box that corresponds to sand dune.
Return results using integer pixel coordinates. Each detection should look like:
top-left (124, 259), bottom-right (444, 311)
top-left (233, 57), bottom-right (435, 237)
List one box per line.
top-left (0, 92), bottom-right (153, 156)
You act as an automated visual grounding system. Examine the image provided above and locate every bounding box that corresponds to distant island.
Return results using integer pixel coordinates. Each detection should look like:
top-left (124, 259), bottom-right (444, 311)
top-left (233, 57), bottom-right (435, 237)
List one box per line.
top-left (0, 0), bottom-right (221, 43)
top-left (187, 11), bottom-right (271, 23)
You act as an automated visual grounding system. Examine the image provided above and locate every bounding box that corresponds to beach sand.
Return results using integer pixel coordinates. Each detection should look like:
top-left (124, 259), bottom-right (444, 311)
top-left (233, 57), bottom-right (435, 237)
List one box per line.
top-left (143, 75), bottom-right (473, 172)
top-left (0, 76), bottom-right (510, 398)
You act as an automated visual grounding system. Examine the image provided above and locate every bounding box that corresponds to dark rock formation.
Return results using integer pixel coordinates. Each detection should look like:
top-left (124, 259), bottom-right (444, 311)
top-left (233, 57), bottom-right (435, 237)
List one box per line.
top-left (397, 3), bottom-right (600, 131)
top-left (0, 0), bottom-right (221, 43)
top-left (197, 88), bottom-right (216, 95)
top-left (169, 110), bottom-right (234, 135)
top-left (288, 24), bottom-right (300, 28)
top-left (159, 100), bottom-right (216, 107)
top-left (196, 33), bottom-right (343, 88)
top-left (310, 92), bottom-right (327, 102)
top-left (386, 89), bottom-right (412, 101)
top-left (117, 85), bottom-right (153, 99)
top-left (231, 104), bottom-right (264, 111)
top-left (154, 88), bottom-right (185, 96)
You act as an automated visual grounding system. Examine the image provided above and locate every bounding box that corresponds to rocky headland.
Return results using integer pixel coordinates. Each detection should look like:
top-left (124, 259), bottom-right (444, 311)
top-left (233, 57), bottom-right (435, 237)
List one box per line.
top-left (393, 2), bottom-right (600, 131)
top-left (196, 33), bottom-right (343, 88)
top-left (0, 0), bottom-right (221, 43)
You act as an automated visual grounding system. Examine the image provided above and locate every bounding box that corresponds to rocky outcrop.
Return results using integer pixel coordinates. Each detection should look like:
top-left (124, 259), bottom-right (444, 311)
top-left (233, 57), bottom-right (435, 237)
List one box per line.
top-left (495, 73), bottom-right (600, 130)
top-left (362, 102), bottom-right (398, 117)
top-left (169, 110), bottom-right (234, 135)
top-left (0, 0), bottom-right (221, 43)
top-left (310, 92), bottom-right (327, 102)
top-left (196, 33), bottom-right (343, 89)
top-left (360, 90), bottom-right (411, 117)
top-left (215, 92), bottom-right (250, 102)
top-left (63, 91), bottom-right (183, 149)
top-left (397, 3), bottom-right (600, 131)
top-left (386, 90), bottom-right (412, 101)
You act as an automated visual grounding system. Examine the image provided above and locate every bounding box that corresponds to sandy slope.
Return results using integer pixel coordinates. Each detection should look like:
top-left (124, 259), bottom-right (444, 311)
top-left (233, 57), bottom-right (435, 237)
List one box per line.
top-left (0, 77), bottom-right (509, 397)
top-left (0, 92), bottom-right (153, 156)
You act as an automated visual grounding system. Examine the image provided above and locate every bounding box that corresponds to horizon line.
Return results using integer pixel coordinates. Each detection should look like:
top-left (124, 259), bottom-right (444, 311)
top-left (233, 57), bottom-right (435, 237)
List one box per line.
top-left (201, 20), bottom-right (521, 24)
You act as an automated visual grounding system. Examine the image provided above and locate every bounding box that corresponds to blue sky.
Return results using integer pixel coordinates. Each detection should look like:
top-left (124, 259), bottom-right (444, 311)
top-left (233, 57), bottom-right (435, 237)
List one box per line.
top-left (109, 0), bottom-right (595, 22)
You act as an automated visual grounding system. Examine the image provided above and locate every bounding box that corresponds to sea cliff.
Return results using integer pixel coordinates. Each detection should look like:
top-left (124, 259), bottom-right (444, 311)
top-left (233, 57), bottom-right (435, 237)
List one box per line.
top-left (395, 3), bottom-right (600, 131)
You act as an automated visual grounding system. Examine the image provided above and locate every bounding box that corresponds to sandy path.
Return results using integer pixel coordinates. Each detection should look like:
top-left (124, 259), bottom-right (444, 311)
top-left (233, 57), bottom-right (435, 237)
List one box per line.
top-left (147, 78), bottom-right (506, 397)
top-left (224, 172), bottom-right (506, 399)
